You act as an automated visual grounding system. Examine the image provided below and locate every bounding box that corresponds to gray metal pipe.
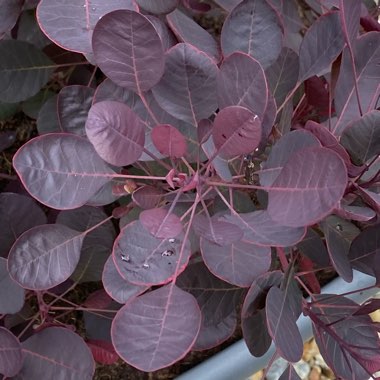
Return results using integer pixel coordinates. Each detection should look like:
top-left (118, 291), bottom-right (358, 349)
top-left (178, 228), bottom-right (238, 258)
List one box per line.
top-left (176, 271), bottom-right (377, 380)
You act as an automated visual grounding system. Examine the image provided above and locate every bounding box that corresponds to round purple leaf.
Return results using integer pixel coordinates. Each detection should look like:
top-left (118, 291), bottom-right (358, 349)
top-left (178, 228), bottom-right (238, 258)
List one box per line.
top-left (213, 106), bottom-right (261, 159)
top-left (92, 10), bottom-right (165, 92)
top-left (86, 100), bottom-right (145, 166)
top-left (132, 186), bottom-right (164, 209)
top-left (151, 124), bottom-right (187, 158)
top-left (0, 327), bottom-right (23, 377)
top-left (136, 0), bottom-right (178, 14)
top-left (139, 208), bottom-right (183, 238)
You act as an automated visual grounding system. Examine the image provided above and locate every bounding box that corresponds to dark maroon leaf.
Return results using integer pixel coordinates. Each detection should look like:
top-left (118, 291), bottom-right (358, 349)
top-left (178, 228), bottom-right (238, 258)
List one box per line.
top-left (17, 327), bottom-right (95, 379)
top-left (297, 228), bottom-right (331, 268)
top-left (192, 214), bottom-right (244, 246)
top-left (266, 286), bottom-right (303, 362)
top-left (83, 289), bottom-right (112, 309)
top-left (13, 134), bottom-right (115, 209)
top-left (349, 224), bottom-right (380, 279)
top-left (0, 193), bottom-right (47, 258)
top-left (279, 365), bottom-right (302, 380)
top-left (202, 136), bottom-right (232, 182)
top-left (93, 10), bottom-right (164, 92)
top-left (0, 130), bottom-right (16, 152)
top-left (57, 85), bottom-right (95, 137)
top-left (304, 76), bottom-right (331, 115)
top-left (166, 9), bottom-right (220, 62)
top-left (335, 203), bottom-right (376, 222)
top-left (102, 254), bottom-right (147, 304)
top-left (298, 11), bottom-right (344, 81)
top-left (0, 327), bottom-right (23, 377)
top-left (339, 0), bottom-right (360, 46)
top-left (0, 0), bottom-right (22, 36)
top-left (304, 120), bottom-right (351, 165)
top-left (218, 52), bottom-right (268, 119)
top-left (260, 130), bottom-right (320, 187)
top-left (265, 47), bottom-right (299, 108)
top-left (56, 206), bottom-right (116, 283)
top-left (152, 43), bottom-right (218, 126)
top-left (353, 298), bottom-right (380, 316)
top-left (213, 106), bottom-right (261, 158)
top-left (37, 0), bottom-right (138, 53)
top-left (334, 32), bottom-right (380, 135)
top-left (132, 186), bottom-right (164, 209)
top-left (261, 94), bottom-right (277, 139)
top-left (86, 339), bottom-right (119, 365)
top-left (17, 9), bottom-right (50, 49)
top-left (357, 187), bottom-right (380, 213)
top-left (0, 258), bottom-right (24, 314)
top-left (221, 0), bottom-right (283, 69)
top-left (86, 100), bottom-right (145, 166)
top-left (111, 284), bottom-right (201, 371)
top-left (0, 40), bottom-right (54, 103)
top-left (321, 215), bottom-right (359, 282)
top-left (214, 0), bottom-right (241, 11)
top-left (267, 147), bottom-right (347, 227)
top-left (177, 261), bottom-right (242, 350)
top-left (151, 124), bottom-right (187, 158)
top-left (242, 271), bottom-right (283, 357)
top-left (139, 208), bottom-right (183, 238)
top-left (8, 224), bottom-right (84, 290)
top-left (310, 295), bottom-right (380, 379)
top-left (340, 111), bottom-right (380, 165)
top-left (201, 236), bottom-right (271, 287)
top-left (223, 210), bottom-right (306, 247)
top-left (136, 0), bottom-right (178, 14)
top-left (113, 220), bottom-right (191, 286)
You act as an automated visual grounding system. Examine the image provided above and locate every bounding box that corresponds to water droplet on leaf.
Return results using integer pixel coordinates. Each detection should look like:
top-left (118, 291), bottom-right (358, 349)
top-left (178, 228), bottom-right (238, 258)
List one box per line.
top-left (162, 249), bottom-right (175, 257)
top-left (120, 254), bottom-right (130, 262)
top-left (336, 224), bottom-right (343, 231)
top-left (168, 238), bottom-right (175, 243)
top-left (142, 263), bottom-right (150, 268)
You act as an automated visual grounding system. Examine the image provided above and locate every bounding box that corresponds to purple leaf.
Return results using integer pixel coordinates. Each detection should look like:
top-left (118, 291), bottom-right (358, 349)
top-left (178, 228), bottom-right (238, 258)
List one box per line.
top-left (13, 134), bottom-right (115, 209)
top-left (139, 208), bottom-right (183, 239)
top-left (8, 224), bottom-right (84, 290)
top-left (86, 100), bottom-right (145, 166)
top-left (265, 47), bottom-right (299, 108)
top-left (37, 95), bottom-right (60, 135)
top-left (202, 136), bottom-right (232, 182)
top-left (192, 214), bottom-right (244, 246)
top-left (146, 15), bottom-right (177, 51)
top-left (177, 261), bottom-right (242, 351)
top-left (214, 0), bottom-right (241, 11)
top-left (0, 258), bottom-right (24, 314)
top-left (0, 0), bottom-right (23, 36)
top-left (266, 286), bottom-right (303, 362)
top-left (136, 0), bottom-right (178, 14)
top-left (213, 106), bottom-right (261, 159)
top-left (201, 236), bottom-right (271, 287)
top-left (37, 0), bottom-right (138, 53)
top-left (218, 52), bottom-right (268, 119)
top-left (349, 225), bottom-right (380, 279)
top-left (166, 9), bottom-right (220, 62)
top-left (57, 85), bottom-right (95, 137)
top-left (357, 187), bottom-right (380, 213)
top-left (310, 295), bottom-right (380, 379)
top-left (260, 129), bottom-right (321, 187)
top-left (0, 40), bottom-right (54, 103)
top-left (223, 210), bottom-right (306, 247)
top-left (86, 339), bottom-right (119, 365)
top-left (261, 94), bottom-right (277, 139)
top-left (335, 203), bottom-right (376, 222)
top-left (102, 254), bottom-right (147, 304)
top-left (132, 186), bottom-right (164, 209)
top-left (56, 206), bottom-right (116, 283)
top-left (113, 220), bottom-right (191, 286)
top-left (279, 365), bottom-right (302, 380)
top-left (242, 271), bottom-right (283, 357)
top-left (304, 120), bottom-right (351, 165)
top-left (339, 0), bottom-right (360, 46)
top-left (151, 124), bottom-right (187, 158)
top-left (93, 78), bottom-right (139, 105)
top-left (0, 327), bottom-right (23, 377)
top-left (0, 193), bottom-right (47, 258)
top-left (111, 284), bottom-right (201, 371)
top-left (17, 327), bottom-right (95, 379)
top-left (340, 111), bottom-right (380, 165)
top-left (0, 130), bottom-right (16, 152)
top-left (267, 147), bottom-right (347, 227)
top-left (152, 43), bottom-right (218, 126)
top-left (298, 11), bottom-right (344, 81)
top-left (321, 215), bottom-right (360, 282)
top-left (92, 10), bottom-right (164, 92)
top-left (221, 0), bottom-right (283, 69)
top-left (334, 32), bottom-right (380, 135)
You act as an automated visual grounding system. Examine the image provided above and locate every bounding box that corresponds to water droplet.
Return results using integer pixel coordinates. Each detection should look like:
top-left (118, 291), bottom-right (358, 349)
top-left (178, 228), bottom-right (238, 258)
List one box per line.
top-left (83, 4), bottom-right (86, 7)
top-left (142, 263), bottom-right (150, 268)
top-left (336, 224), bottom-right (343, 231)
top-left (120, 254), bottom-right (130, 262)
top-left (98, 16), bottom-right (102, 20)
top-left (168, 238), bottom-right (175, 243)
top-left (162, 249), bottom-right (175, 257)
top-left (92, 7), bottom-right (96, 11)
top-left (254, 147), bottom-right (259, 152)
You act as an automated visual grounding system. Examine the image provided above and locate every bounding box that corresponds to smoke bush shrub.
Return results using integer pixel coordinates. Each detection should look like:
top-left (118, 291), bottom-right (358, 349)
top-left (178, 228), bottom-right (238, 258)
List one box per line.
top-left (0, 0), bottom-right (380, 378)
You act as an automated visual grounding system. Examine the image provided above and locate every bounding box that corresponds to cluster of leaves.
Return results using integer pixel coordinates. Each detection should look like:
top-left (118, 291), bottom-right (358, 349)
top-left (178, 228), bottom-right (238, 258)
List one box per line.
top-left (1, 0), bottom-right (380, 379)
